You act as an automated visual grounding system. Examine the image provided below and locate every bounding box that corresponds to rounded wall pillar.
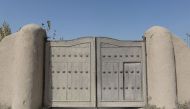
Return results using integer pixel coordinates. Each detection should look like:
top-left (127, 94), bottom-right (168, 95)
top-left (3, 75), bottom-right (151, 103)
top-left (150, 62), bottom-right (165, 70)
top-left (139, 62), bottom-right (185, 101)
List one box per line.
top-left (144, 26), bottom-right (177, 109)
top-left (11, 24), bottom-right (45, 109)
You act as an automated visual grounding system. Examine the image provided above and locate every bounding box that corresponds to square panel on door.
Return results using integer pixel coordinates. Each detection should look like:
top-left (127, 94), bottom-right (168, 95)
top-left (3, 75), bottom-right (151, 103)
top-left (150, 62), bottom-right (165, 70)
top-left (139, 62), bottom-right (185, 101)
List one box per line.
top-left (96, 38), bottom-right (146, 107)
top-left (44, 38), bottom-right (96, 107)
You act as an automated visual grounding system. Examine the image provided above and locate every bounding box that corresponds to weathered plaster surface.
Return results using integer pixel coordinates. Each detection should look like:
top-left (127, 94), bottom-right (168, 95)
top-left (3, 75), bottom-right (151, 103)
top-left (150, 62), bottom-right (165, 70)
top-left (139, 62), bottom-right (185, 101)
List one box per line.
top-left (172, 36), bottom-right (190, 103)
top-left (145, 26), bottom-right (190, 108)
top-left (144, 26), bottom-right (177, 109)
top-left (0, 24), bottom-right (45, 109)
top-left (0, 33), bottom-right (16, 108)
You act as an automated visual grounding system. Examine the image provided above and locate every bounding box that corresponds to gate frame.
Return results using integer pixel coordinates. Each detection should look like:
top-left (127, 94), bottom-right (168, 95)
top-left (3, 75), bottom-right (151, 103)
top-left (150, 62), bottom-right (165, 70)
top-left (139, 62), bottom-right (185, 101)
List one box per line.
top-left (43, 37), bottom-right (147, 108)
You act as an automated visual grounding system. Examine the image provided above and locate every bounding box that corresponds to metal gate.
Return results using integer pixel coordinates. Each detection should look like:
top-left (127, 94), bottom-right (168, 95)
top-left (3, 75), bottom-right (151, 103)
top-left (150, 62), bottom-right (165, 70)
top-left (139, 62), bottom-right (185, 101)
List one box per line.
top-left (96, 38), bottom-right (146, 107)
top-left (44, 37), bottom-right (146, 108)
top-left (44, 38), bottom-right (96, 107)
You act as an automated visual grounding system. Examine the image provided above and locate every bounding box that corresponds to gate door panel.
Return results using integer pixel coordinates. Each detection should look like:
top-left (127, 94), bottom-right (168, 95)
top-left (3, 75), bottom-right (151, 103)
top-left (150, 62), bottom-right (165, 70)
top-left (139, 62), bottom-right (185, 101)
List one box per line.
top-left (97, 38), bottom-right (146, 107)
top-left (44, 38), bottom-right (96, 107)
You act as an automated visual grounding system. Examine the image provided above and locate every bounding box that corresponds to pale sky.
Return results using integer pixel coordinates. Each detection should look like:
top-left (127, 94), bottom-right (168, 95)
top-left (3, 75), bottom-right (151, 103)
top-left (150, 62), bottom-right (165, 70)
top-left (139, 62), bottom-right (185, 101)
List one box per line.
top-left (0, 0), bottom-right (190, 41)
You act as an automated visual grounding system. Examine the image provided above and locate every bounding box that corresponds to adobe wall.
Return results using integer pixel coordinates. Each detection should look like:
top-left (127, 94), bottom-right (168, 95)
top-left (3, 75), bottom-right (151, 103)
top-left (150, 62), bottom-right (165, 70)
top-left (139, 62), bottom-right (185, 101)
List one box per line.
top-left (0, 32), bottom-right (16, 108)
top-left (144, 26), bottom-right (177, 109)
top-left (144, 26), bottom-right (190, 108)
top-left (172, 36), bottom-right (190, 103)
top-left (0, 24), bottom-right (45, 109)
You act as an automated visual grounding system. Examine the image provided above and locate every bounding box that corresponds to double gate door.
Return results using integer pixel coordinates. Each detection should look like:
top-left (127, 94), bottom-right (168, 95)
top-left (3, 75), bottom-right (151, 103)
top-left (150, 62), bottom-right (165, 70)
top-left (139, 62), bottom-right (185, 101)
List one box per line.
top-left (44, 37), bottom-right (146, 108)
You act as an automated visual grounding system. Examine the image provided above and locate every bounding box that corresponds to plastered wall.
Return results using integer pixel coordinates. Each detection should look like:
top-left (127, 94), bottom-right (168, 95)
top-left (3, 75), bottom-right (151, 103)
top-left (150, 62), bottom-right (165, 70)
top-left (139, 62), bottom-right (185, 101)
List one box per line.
top-left (0, 33), bottom-right (16, 108)
top-left (0, 24), bottom-right (190, 109)
top-left (172, 36), bottom-right (190, 103)
top-left (0, 24), bottom-right (45, 109)
top-left (144, 26), bottom-right (177, 109)
top-left (144, 26), bottom-right (190, 109)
